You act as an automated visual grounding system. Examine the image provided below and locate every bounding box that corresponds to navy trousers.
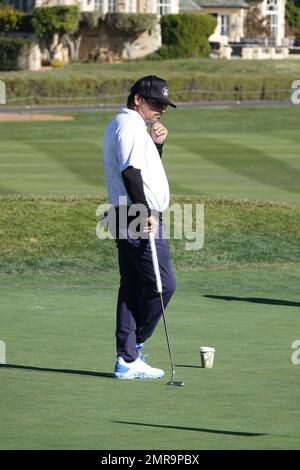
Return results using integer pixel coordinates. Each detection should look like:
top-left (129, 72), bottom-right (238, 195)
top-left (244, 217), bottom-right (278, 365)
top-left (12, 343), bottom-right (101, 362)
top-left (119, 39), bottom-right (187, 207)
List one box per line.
top-left (115, 216), bottom-right (176, 362)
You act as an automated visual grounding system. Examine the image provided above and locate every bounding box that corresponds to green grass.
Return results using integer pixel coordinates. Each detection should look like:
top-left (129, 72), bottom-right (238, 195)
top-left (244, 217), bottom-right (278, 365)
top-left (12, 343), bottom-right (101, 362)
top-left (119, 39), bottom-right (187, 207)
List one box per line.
top-left (1, 267), bottom-right (300, 449)
top-left (0, 195), bottom-right (299, 274)
top-left (1, 58), bottom-right (300, 79)
top-left (1, 106), bottom-right (300, 449)
top-left (0, 107), bottom-right (300, 203)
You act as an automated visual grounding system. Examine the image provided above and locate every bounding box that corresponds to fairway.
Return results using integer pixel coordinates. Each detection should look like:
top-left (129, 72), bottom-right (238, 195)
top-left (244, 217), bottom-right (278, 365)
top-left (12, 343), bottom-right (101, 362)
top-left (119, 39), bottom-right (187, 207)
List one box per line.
top-left (0, 106), bottom-right (300, 203)
top-left (1, 267), bottom-right (300, 450)
top-left (1, 105), bottom-right (300, 450)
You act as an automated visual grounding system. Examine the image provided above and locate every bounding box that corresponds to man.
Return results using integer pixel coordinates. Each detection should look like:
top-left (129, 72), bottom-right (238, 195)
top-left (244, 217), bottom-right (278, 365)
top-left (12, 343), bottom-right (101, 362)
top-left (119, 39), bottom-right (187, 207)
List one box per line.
top-left (102, 75), bottom-right (177, 379)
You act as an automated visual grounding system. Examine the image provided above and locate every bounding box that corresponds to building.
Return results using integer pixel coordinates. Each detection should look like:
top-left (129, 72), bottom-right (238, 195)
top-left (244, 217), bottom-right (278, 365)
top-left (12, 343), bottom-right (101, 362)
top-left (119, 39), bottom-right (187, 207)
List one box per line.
top-left (8, 0), bottom-right (286, 45)
top-left (5, 0), bottom-right (286, 46)
top-left (4, 0), bottom-right (180, 15)
top-left (180, 0), bottom-right (287, 46)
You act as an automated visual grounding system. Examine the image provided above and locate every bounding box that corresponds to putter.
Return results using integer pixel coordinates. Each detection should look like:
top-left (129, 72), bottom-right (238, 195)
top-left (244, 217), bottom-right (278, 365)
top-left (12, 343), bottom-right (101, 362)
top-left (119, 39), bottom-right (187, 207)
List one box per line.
top-left (149, 231), bottom-right (184, 387)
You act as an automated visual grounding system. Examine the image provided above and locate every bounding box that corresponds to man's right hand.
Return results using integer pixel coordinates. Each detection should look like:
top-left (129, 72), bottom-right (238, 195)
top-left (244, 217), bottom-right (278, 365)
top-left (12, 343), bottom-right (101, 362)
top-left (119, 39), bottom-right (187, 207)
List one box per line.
top-left (143, 214), bottom-right (158, 234)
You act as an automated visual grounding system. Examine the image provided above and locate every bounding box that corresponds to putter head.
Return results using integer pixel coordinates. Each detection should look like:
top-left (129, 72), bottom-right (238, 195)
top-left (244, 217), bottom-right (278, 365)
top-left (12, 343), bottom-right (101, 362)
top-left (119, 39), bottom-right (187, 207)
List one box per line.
top-left (167, 380), bottom-right (185, 386)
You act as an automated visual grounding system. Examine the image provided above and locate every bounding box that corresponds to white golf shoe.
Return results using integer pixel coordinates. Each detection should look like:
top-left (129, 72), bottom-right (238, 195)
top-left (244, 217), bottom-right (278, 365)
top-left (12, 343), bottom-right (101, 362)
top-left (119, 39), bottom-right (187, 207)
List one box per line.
top-left (114, 356), bottom-right (164, 380)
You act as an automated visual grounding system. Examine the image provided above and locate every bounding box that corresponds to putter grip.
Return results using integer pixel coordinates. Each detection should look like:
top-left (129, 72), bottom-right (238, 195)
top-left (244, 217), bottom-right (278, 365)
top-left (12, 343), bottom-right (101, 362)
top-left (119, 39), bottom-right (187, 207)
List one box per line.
top-left (149, 232), bottom-right (163, 294)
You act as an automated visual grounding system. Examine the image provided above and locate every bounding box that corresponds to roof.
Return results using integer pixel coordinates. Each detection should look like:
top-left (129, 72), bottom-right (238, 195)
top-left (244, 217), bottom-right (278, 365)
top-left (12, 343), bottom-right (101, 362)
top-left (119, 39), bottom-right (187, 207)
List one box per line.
top-left (180, 0), bottom-right (250, 9)
top-left (179, 0), bottom-right (203, 11)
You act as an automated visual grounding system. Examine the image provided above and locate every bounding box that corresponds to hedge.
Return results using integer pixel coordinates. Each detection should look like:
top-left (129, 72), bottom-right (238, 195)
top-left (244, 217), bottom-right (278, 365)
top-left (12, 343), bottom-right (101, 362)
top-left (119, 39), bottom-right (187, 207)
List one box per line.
top-left (150, 13), bottom-right (217, 59)
top-left (0, 72), bottom-right (295, 104)
top-left (163, 13), bottom-right (216, 57)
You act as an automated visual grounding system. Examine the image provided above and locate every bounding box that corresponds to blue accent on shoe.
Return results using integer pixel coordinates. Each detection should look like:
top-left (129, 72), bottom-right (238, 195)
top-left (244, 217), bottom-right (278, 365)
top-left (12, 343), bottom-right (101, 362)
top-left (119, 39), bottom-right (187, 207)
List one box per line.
top-left (136, 343), bottom-right (144, 354)
top-left (136, 343), bottom-right (147, 361)
top-left (114, 361), bottom-right (129, 374)
top-left (136, 343), bottom-right (150, 363)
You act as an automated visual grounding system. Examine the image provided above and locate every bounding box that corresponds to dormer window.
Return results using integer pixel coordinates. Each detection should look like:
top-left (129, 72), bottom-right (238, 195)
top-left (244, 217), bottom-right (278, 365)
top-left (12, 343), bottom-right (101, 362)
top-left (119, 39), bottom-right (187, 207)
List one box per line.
top-left (267, 0), bottom-right (278, 12)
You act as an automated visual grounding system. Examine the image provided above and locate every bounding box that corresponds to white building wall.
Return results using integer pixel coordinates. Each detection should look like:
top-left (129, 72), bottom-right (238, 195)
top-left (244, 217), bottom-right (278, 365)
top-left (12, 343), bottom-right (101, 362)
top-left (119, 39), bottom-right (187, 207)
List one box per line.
top-left (260, 0), bottom-right (286, 45)
top-left (205, 8), bottom-right (246, 44)
top-left (170, 0), bottom-right (179, 14)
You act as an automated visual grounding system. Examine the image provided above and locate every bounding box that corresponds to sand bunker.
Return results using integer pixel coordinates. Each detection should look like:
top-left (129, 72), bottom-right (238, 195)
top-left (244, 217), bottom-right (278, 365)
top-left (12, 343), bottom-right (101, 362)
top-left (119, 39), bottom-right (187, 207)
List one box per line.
top-left (0, 113), bottom-right (74, 122)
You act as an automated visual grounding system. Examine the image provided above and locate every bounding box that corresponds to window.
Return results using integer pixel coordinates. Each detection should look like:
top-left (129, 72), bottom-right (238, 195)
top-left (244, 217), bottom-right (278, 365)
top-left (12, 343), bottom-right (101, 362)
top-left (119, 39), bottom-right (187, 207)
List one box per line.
top-left (266, 0), bottom-right (278, 38)
top-left (127, 0), bottom-right (136, 12)
top-left (220, 15), bottom-right (229, 36)
top-left (269, 13), bottom-right (278, 38)
top-left (10, 0), bottom-right (33, 12)
top-left (108, 0), bottom-right (117, 12)
top-left (157, 1), bottom-right (171, 15)
top-left (95, 0), bottom-right (103, 11)
top-left (267, 0), bottom-right (278, 11)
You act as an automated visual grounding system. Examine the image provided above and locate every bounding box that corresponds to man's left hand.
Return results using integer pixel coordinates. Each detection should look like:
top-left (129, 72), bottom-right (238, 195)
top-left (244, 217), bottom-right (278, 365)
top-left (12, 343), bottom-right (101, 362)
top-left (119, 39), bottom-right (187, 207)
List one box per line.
top-left (151, 123), bottom-right (168, 145)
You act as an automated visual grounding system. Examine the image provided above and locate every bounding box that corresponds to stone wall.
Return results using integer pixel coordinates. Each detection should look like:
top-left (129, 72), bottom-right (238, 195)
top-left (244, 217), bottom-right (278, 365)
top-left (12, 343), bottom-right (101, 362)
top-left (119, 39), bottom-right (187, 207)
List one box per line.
top-left (17, 41), bottom-right (42, 71)
top-left (241, 46), bottom-right (289, 59)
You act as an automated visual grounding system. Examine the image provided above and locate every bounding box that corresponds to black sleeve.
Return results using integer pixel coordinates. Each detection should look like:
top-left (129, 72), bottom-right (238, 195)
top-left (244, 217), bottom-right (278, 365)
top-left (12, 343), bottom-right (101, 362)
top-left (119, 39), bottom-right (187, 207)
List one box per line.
top-left (122, 166), bottom-right (151, 216)
top-left (155, 143), bottom-right (163, 158)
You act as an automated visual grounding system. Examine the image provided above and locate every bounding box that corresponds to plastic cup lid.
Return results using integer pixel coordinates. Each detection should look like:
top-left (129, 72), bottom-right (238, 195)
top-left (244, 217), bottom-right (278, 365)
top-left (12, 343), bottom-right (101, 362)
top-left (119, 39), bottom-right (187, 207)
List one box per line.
top-left (200, 346), bottom-right (215, 352)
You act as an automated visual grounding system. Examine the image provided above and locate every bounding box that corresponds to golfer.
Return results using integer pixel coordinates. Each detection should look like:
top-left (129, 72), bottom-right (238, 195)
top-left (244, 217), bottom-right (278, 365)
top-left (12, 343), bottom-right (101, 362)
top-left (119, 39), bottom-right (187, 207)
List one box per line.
top-left (103, 75), bottom-right (177, 379)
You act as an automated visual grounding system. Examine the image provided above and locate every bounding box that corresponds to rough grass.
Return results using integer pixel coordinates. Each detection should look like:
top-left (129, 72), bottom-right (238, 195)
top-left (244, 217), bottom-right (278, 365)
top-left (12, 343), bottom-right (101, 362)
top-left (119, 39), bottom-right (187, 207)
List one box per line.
top-left (0, 195), bottom-right (299, 274)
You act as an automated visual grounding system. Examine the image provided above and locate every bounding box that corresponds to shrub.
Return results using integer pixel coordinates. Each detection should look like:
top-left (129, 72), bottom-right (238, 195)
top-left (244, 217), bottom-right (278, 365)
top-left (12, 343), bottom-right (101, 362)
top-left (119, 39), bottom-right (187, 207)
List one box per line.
top-left (0, 37), bottom-right (30, 71)
top-left (0, 5), bottom-right (24, 32)
top-left (51, 59), bottom-right (64, 68)
top-left (154, 13), bottom-right (217, 59)
top-left (32, 5), bottom-right (80, 38)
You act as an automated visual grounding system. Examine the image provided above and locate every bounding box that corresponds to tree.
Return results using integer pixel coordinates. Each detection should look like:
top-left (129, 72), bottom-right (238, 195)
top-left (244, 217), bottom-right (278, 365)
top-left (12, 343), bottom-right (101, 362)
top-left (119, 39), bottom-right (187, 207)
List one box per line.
top-left (32, 5), bottom-right (80, 62)
top-left (286, 0), bottom-right (300, 38)
top-left (64, 11), bottom-right (102, 62)
top-left (105, 13), bottom-right (157, 60)
top-left (0, 5), bottom-right (24, 34)
top-left (244, 3), bottom-right (270, 39)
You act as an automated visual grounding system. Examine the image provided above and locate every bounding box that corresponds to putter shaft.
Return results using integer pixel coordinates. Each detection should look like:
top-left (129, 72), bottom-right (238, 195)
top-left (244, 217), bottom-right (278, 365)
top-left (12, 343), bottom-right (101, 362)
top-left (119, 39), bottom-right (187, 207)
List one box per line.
top-left (159, 293), bottom-right (176, 384)
top-left (149, 232), bottom-right (184, 386)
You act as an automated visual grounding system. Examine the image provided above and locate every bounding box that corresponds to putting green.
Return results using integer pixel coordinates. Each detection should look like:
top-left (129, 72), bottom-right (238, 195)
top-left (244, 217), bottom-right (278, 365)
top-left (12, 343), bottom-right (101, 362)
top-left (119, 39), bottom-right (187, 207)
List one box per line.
top-left (1, 266), bottom-right (300, 450)
top-left (0, 106), bottom-right (300, 203)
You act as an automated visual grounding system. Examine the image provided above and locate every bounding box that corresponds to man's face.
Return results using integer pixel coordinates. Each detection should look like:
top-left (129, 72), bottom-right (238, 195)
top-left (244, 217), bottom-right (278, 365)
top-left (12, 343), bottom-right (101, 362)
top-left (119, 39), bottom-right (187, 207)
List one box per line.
top-left (134, 95), bottom-right (168, 124)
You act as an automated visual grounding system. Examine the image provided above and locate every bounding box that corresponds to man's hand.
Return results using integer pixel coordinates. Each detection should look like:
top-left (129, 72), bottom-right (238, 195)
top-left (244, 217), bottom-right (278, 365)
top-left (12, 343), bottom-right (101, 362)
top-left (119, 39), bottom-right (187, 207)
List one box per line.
top-left (143, 214), bottom-right (158, 234)
top-left (151, 122), bottom-right (168, 145)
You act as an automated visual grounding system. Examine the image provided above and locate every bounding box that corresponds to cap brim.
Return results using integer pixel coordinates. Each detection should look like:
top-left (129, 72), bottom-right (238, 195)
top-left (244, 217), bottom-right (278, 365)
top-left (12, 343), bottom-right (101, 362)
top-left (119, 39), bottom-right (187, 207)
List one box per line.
top-left (161, 98), bottom-right (177, 108)
top-left (142, 95), bottom-right (176, 108)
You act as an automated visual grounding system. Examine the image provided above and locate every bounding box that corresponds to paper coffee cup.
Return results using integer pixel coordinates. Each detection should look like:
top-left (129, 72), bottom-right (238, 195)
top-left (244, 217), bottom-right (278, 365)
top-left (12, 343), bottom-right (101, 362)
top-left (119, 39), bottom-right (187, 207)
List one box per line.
top-left (200, 346), bottom-right (215, 368)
